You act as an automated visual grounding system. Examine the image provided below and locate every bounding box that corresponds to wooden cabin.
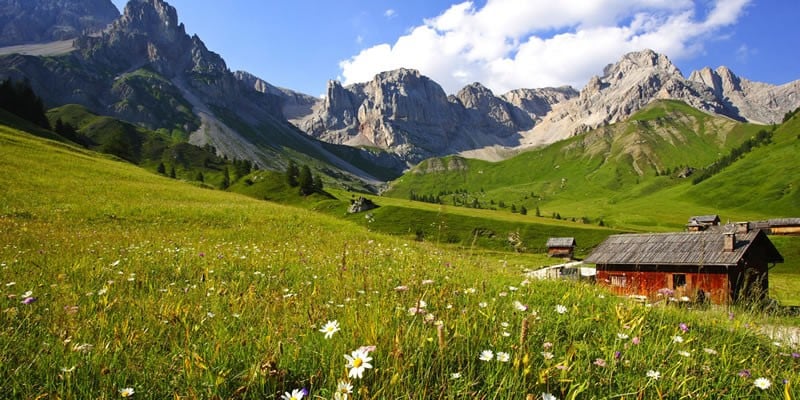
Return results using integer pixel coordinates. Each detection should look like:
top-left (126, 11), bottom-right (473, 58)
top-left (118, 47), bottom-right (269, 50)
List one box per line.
top-left (584, 229), bottom-right (783, 304)
top-left (686, 215), bottom-right (721, 232)
top-left (546, 237), bottom-right (577, 258)
top-left (767, 218), bottom-right (800, 236)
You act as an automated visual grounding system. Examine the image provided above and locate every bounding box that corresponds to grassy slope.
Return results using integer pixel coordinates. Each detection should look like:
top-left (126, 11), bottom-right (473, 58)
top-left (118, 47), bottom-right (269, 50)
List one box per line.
top-left (385, 100), bottom-right (789, 230)
top-left (1, 121), bottom-right (799, 398)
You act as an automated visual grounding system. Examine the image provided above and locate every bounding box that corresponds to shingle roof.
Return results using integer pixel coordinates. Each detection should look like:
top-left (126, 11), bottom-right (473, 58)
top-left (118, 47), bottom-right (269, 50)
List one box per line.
top-left (768, 218), bottom-right (800, 227)
top-left (546, 237), bottom-right (576, 248)
top-left (687, 215), bottom-right (720, 224)
top-left (584, 230), bottom-right (782, 266)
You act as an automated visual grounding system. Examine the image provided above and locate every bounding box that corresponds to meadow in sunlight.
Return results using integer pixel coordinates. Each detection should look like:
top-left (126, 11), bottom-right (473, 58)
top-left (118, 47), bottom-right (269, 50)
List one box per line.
top-left (1, 125), bottom-right (798, 399)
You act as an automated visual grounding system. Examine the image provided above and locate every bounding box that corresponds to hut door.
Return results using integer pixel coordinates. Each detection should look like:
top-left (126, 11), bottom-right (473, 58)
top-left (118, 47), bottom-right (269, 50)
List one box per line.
top-left (673, 274), bottom-right (686, 289)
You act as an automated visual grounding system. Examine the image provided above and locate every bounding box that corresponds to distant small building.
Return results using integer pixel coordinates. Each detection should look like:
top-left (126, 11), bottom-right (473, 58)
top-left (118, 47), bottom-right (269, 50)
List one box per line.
top-left (686, 215), bottom-right (721, 232)
top-left (546, 237), bottom-right (577, 258)
top-left (766, 218), bottom-right (800, 236)
top-left (584, 228), bottom-right (783, 305)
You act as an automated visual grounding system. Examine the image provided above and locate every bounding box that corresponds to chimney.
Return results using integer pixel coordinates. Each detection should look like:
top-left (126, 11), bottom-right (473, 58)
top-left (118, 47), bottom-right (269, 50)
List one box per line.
top-left (723, 232), bottom-right (736, 252)
top-left (735, 222), bottom-right (749, 234)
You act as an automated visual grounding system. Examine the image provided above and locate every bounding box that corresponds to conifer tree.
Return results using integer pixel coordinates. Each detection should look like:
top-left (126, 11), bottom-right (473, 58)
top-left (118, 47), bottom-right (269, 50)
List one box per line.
top-left (286, 161), bottom-right (299, 187)
top-left (298, 165), bottom-right (314, 195)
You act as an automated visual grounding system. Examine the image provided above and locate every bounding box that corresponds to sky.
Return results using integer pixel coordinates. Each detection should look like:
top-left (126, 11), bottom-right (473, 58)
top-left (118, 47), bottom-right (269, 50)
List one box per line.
top-left (110, 0), bottom-right (799, 97)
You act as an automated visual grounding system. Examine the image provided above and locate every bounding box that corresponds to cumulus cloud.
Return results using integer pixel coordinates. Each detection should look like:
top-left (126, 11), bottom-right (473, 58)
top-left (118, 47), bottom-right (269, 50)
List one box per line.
top-left (384, 9), bottom-right (396, 18)
top-left (339, 0), bottom-right (751, 94)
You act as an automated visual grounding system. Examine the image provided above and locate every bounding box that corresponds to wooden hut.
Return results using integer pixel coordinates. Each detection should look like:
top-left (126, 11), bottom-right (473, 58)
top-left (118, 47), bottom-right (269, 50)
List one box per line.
top-left (584, 228), bottom-right (783, 304)
top-left (546, 237), bottom-right (576, 258)
top-left (767, 218), bottom-right (800, 236)
top-left (686, 215), bottom-right (721, 232)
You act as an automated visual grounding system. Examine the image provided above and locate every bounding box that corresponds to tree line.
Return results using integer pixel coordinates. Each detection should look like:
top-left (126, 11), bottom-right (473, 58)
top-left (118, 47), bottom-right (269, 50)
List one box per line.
top-left (692, 128), bottom-right (774, 185)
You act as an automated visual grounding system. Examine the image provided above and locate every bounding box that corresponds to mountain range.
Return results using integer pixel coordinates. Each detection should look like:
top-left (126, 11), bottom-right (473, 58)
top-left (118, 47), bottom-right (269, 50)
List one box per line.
top-left (1, 0), bottom-right (799, 183)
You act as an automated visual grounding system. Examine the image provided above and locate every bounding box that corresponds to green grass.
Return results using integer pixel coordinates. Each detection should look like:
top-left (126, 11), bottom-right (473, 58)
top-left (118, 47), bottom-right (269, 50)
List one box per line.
top-left (1, 118), bottom-right (799, 399)
top-left (385, 100), bottom-right (797, 231)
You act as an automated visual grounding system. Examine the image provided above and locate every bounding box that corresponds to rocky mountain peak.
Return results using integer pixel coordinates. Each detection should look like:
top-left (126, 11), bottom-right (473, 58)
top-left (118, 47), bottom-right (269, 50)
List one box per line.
top-left (602, 49), bottom-right (681, 81)
top-left (0, 0), bottom-right (120, 46)
top-left (115, 0), bottom-right (185, 44)
top-left (456, 82), bottom-right (496, 107)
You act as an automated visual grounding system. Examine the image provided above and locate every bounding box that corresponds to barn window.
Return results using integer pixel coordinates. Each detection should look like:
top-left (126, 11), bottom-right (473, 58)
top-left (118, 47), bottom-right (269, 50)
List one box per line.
top-left (610, 275), bottom-right (627, 287)
top-left (673, 274), bottom-right (686, 288)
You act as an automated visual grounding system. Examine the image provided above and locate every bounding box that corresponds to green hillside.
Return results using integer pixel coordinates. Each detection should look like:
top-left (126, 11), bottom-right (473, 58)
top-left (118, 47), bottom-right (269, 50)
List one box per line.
top-left (1, 108), bottom-right (799, 399)
top-left (385, 100), bottom-right (797, 230)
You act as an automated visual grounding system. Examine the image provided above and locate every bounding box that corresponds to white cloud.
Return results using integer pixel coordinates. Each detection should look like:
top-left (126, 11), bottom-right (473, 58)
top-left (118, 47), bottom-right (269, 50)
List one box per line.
top-left (384, 9), bottom-right (396, 18)
top-left (339, 0), bottom-right (751, 94)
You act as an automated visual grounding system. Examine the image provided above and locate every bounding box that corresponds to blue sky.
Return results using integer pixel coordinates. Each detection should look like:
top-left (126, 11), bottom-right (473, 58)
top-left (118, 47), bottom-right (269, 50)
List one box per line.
top-left (110, 0), bottom-right (799, 97)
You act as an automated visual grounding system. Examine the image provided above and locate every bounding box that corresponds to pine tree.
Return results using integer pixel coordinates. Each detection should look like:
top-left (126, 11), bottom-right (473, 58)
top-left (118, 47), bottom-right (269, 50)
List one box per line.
top-left (196, 171), bottom-right (204, 182)
top-left (169, 166), bottom-right (176, 179)
top-left (298, 165), bottom-right (314, 196)
top-left (157, 162), bottom-right (166, 175)
top-left (520, 205), bottom-right (527, 215)
top-left (221, 167), bottom-right (230, 189)
top-left (286, 161), bottom-right (299, 187)
top-left (312, 174), bottom-right (324, 193)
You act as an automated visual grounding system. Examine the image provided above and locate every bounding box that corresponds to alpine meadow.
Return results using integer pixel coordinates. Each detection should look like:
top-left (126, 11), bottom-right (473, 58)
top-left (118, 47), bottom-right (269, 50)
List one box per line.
top-left (1, 0), bottom-right (800, 399)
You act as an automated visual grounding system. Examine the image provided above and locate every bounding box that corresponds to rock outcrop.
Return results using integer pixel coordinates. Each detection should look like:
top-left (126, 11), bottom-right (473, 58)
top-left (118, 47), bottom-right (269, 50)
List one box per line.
top-left (522, 50), bottom-right (800, 147)
top-left (688, 66), bottom-right (800, 124)
top-left (0, 0), bottom-right (119, 47)
top-left (294, 69), bottom-right (577, 163)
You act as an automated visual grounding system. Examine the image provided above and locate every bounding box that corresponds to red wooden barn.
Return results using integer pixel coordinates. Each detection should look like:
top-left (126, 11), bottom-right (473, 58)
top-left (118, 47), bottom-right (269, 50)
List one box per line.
top-left (584, 227), bottom-right (783, 304)
top-left (546, 237), bottom-right (576, 258)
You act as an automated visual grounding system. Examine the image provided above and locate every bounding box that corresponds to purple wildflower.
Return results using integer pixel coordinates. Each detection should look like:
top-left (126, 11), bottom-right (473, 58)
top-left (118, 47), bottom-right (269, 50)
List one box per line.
top-left (614, 351), bottom-right (622, 360)
top-left (679, 323), bottom-right (689, 333)
top-left (738, 369), bottom-right (751, 378)
top-left (632, 336), bottom-right (641, 345)
top-left (21, 296), bottom-right (36, 304)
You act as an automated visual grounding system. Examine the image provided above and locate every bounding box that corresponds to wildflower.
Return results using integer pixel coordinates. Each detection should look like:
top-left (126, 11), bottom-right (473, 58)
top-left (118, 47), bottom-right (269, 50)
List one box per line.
top-left (508, 286), bottom-right (518, 291)
top-left (632, 336), bottom-right (641, 345)
top-left (678, 351), bottom-right (691, 357)
top-left (22, 290), bottom-right (33, 297)
top-left (672, 335), bottom-right (684, 343)
top-left (679, 323), bottom-right (689, 333)
top-left (542, 393), bottom-right (558, 400)
top-left (513, 300), bottom-right (528, 312)
top-left (21, 296), bottom-right (36, 304)
top-left (614, 351), bottom-right (621, 360)
top-left (358, 345), bottom-right (376, 353)
top-left (97, 287), bottom-right (108, 296)
top-left (61, 366), bottom-right (76, 373)
top-left (450, 372), bottom-right (462, 380)
top-left (465, 288), bottom-right (477, 294)
top-left (281, 388), bottom-right (305, 400)
top-left (593, 358), bottom-right (607, 367)
top-left (738, 369), bottom-right (751, 378)
top-left (344, 348), bottom-right (373, 379)
top-left (753, 377), bottom-right (771, 390)
top-left (543, 342), bottom-right (553, 349)
top-left (334, 380), bottom-right (352, 400)
top-left (421, 279), bottom-right (434, 285)
top-left (646, 370), bottom-right (660, 380)
top-left (479, 350), bottom-right (494, 361)
top-left (119, 387), bottom-right (135, 397)
top-left (555, 304), bottom-right (567, 314)
top-left (541, 352), bottom-right (554, 360)
top-left (616, 333), bottom-right (629, 340)
top-left (497, 352), bottom-right (511, 362)
top-left (703, 348), bottom-right (718, 355)
top-left (479, 302), bottom-right (488, 308)
top-left (319, 320), bottom-right (340, 339)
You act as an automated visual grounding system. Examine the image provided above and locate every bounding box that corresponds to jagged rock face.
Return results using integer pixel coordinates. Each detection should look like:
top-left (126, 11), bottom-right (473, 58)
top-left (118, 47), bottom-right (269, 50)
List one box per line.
top-left (234, 70), bottom-right (319, 120)
top-left (0, 0), bottom-right (119, 46)
top-left (502, 86), bottom-right (578, 119)
top-left (523, 50), bottom-right (726, 146)
top-left (689, 66), bottom-right (800, 124)
top-left (75, 0), bottom-right (227, 78)
top-left (295, 69), bottom-right (576, 162)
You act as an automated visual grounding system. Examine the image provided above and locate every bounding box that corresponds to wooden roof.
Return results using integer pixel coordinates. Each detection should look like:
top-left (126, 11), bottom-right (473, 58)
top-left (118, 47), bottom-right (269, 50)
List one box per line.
top-left (584, 229), bottom-right (783, 266)
top-left (687, 215), bottom-right (720, 224)
top-left (768, 218), bottom-right (800, 227)
top-left (546, 237), bottom-right (576, 248)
